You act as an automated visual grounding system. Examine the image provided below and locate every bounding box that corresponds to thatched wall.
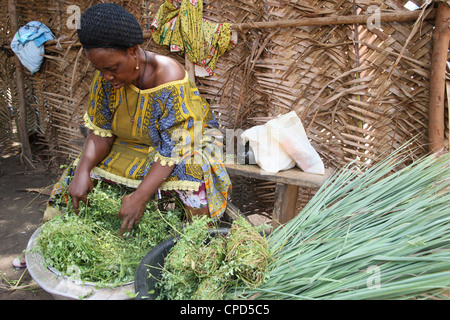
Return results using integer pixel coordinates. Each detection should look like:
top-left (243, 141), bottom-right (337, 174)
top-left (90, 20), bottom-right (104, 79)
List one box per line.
top-left (1, 0), bottom-right (448, 216)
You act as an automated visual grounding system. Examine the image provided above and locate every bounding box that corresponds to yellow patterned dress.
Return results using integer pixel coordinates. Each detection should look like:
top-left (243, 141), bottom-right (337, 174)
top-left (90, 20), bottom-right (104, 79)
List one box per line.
top-left (151, 0), bottom-right (235, 76)
top-left (51, 70), bottom-right (231, 221)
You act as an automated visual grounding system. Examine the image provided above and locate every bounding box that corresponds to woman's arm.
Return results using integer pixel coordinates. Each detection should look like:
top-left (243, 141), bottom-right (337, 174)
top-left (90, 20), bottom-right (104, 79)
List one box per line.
top-left (68, 131), bottom-right (115, 211)
top-left (118, 159), bottom-right (174, 236)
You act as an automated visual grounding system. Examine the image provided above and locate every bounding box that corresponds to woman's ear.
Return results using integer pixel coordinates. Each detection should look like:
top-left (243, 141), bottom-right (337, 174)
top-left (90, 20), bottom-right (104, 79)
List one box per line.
top-left (128, 45), bottom-right (139, 71)
top-left (127, 45), bottom-right (139, 58)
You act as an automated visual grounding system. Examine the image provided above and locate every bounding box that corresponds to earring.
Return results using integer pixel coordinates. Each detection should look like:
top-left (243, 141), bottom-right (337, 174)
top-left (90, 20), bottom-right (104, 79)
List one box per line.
top-left (135, 65), bottom-right (140, 71)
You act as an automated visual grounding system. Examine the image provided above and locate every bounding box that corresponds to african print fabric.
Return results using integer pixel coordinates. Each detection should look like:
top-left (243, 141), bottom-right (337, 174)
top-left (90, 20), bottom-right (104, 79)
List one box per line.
top-left (50, 70), bottom-right (231, 221)
top-left (151, 0), bottom-right (236, 76)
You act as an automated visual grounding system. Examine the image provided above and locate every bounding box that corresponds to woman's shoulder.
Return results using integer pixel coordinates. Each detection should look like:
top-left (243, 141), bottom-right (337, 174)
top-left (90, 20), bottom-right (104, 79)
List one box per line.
top-left (152, 53), bottom-right (186, 87)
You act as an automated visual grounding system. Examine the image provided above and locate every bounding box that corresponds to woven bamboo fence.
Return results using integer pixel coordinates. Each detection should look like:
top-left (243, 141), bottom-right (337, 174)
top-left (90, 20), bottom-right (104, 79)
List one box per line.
top-left (0, 0), bottom-right (448, 218)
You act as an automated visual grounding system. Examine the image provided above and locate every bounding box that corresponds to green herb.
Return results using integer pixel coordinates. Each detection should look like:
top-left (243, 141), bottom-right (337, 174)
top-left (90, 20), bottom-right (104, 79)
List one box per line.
top-left (33, 182), bottom-right (183, 287)
top-left (156, 216), bottom-right (273, 300)
top-left (222, 217), bottom-right (272, 288)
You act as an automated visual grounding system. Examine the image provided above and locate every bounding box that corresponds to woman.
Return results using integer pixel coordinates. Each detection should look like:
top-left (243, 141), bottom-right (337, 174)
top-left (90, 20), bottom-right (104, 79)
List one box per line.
top-left (48, 3), bottom-right (231, 236)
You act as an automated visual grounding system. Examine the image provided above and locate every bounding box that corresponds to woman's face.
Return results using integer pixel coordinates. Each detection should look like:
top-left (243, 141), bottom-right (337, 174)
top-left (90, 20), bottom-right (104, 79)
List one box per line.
top-left (85, 47), bottom-right (138, 90)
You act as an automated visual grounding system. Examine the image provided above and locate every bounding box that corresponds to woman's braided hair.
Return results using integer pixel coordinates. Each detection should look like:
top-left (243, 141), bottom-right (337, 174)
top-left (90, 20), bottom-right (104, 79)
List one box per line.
top-left (77, 3), bottom-right (143, 49)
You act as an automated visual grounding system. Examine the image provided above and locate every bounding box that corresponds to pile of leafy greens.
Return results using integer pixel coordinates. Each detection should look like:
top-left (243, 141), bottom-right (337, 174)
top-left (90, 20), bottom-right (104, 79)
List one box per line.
top-left (33, 182), bottom-right (184, 287)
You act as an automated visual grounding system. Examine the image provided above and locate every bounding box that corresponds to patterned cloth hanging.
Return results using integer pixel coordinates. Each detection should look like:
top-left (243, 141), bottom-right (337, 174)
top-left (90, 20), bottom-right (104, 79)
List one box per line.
top-left (151, 0), bottom-right (236, 77)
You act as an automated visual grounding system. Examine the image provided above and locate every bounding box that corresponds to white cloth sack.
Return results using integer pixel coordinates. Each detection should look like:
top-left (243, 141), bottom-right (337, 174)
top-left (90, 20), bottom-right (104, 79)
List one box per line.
top-left (11, 40), bottom-right (44, 74)
top-left (240, 125), bottom-right (295, 174)
top-left (265, 111), bottom-right (324, 174)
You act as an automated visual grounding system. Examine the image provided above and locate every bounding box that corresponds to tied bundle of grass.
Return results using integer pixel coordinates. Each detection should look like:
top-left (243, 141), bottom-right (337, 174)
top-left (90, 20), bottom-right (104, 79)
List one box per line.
top-left (156, 216), bottom-right (273, 299)
top-left (227, 145), bottom-right (450, 300)
top-left (193, 235), bottom-right (227, 278)
top-left (34, 182), bottom-right (184, 286)
top-left (191, 270), bottom-right (227, 300)
top-left (223, 217), bottom-right (272, 288)
top-left (157, 216), bottom-right (225, 300)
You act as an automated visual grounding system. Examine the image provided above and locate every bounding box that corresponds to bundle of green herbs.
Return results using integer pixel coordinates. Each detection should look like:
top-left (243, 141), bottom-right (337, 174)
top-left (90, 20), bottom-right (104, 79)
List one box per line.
top-left (33, 182), bottom-right (184, 287)
top-left (156, 216), bottom-right (273, 300)
top-left (227, 145), bottom-right (450, 300)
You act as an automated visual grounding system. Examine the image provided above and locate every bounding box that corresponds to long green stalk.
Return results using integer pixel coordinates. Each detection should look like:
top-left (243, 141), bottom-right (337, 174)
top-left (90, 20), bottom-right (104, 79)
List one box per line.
top-left (227, 145), bottom-right (450, 300)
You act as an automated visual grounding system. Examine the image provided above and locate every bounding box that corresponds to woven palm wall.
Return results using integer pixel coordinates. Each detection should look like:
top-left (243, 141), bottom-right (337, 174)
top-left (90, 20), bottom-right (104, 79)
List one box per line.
top-left (0, 0), bottom-right (448, 217)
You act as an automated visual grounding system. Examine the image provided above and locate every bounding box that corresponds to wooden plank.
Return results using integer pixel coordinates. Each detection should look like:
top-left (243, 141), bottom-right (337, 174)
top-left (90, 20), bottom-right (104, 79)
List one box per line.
top-left (224, 163), bottom-right (332, 188)
top-left (8, 0), bottom-right (34, 169)
top-left (272, 184), bottom-right (299, 228)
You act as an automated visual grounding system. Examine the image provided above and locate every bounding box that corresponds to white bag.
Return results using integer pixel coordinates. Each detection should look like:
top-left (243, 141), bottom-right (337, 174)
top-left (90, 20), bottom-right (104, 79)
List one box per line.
top-left (265, 111), bottom-right (324, 174)
top-left (240, 125), bottom-right (295, 173)
top-left (10, 21), bottom-right (55, 75)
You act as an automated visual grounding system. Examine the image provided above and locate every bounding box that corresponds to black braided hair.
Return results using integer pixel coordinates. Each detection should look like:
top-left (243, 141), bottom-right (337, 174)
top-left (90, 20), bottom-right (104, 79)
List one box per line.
top-left (77, 3), bottom-right (143, 50)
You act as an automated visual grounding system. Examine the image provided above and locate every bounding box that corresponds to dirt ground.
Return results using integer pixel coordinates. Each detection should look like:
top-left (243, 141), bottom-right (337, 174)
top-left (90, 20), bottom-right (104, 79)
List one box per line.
top-left (0, 143), bottom-right (58, 300)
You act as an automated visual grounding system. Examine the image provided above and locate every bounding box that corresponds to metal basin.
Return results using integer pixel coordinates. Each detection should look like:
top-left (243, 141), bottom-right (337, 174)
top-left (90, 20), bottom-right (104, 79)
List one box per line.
top-left (26, 227), bottom-right (134, 300)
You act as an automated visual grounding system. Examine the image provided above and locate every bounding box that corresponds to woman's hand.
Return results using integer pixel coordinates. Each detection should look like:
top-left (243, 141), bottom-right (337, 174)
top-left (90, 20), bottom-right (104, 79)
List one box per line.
top-left (68, 131), bottom-right (115, 213)
top-left (117, 159), bottom-right (175, 237)
top-left (118, 192), bottom-right (147, 237)
top-left (68, 170), bottom-right (94, 214)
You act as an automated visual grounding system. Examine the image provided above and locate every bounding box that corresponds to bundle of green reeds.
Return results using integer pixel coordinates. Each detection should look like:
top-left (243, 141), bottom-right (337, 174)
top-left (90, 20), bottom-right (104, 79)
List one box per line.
top-left (227, 146), bottom-right (450, 300)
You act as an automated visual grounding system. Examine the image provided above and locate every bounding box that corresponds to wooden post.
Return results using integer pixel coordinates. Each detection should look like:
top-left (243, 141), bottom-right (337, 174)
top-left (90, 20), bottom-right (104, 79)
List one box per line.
top-left (428, 2), bottom-right (450, 153)
top-left (8, 0), bottom-right (34, 169)
top-left (231, 9), bottom-right (436, 31)
top-left (272, 184), bottom-right (299, 228)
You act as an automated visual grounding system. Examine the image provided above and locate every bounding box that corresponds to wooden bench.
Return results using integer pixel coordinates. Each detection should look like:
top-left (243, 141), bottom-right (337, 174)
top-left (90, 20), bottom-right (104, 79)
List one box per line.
top-left (224, 163), bottom-right (333, 227)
